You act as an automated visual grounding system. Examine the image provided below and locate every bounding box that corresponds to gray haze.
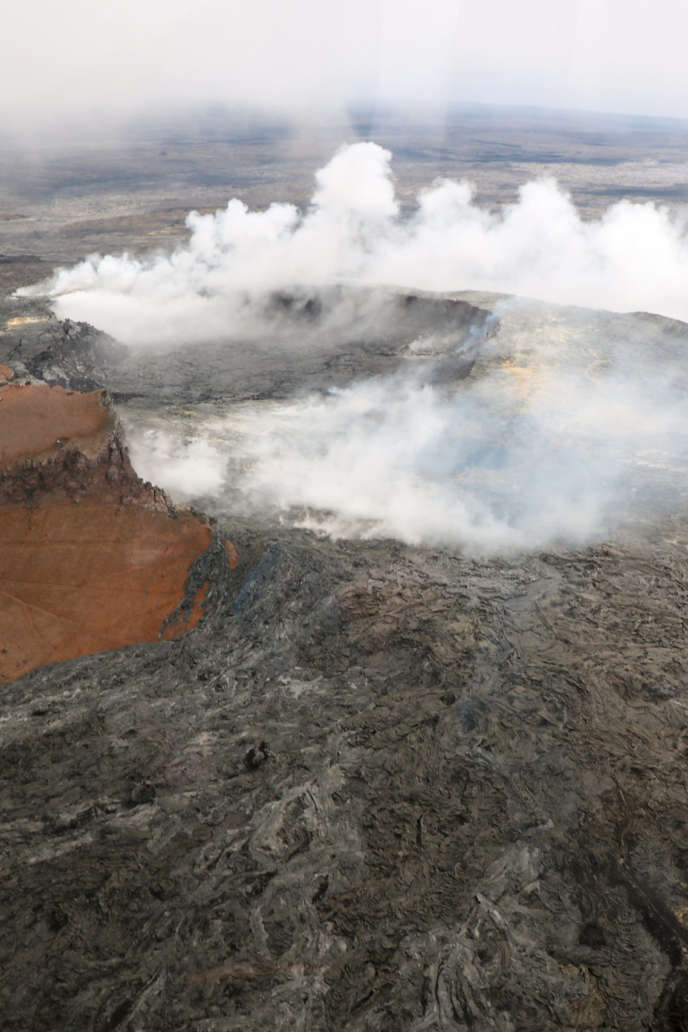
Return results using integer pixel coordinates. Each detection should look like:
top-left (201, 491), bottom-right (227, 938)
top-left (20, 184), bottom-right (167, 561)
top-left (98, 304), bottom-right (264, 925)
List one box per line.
top-left (5, 0), bottom-right (688, 131)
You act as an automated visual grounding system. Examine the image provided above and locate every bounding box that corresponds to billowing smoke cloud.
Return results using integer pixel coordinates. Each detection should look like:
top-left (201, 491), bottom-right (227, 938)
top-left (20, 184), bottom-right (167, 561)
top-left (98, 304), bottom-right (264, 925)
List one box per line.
top-left (23, 142), bottom-right (688, 553)
top-left (20, 142), bottom-right (688, 342)
top-left (125, 298), bottom-right (688, 554)
top-left (129, 431), bottom-right (227, 501)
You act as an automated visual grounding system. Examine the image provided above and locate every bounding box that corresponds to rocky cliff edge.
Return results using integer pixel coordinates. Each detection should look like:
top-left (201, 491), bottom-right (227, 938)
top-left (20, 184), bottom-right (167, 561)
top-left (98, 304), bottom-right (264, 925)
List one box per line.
top-left (0, 370), bottom-right (234, 683)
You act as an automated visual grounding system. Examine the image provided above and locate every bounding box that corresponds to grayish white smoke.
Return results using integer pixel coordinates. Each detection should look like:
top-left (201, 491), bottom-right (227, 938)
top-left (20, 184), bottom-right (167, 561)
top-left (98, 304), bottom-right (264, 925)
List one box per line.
top-left (125, 298), bottom-right (688, 554)
top-left (22, 142), bottom-right (688, 341)
top-left (24, 142), bottom-right (688, 553)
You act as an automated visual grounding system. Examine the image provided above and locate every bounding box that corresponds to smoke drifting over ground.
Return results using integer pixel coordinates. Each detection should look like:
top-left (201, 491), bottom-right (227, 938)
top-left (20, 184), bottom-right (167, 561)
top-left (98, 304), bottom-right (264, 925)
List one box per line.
top-left (124, 298), bottom-right (688, 554)
top-left (23, 142), bottom-right (688, 553)
top-left (22, 141), bottom-right (688, 340)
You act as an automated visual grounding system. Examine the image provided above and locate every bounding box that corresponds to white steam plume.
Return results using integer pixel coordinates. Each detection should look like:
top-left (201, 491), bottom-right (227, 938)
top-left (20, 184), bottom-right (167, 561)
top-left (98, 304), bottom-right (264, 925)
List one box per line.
top-left (23, 142), bottom-right (688, 554)
top-left (19, 141), bottom-right (688, 342)
top-left (123, 299), bottom-right (688, 554)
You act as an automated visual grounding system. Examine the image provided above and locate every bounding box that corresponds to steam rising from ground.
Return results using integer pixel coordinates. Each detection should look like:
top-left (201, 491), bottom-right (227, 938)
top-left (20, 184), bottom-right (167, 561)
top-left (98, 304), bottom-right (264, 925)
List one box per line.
top-left (22, 141), bottom-right (688, 341)
top-left (126, 300), bottom-right (688, 553)
top-left (22, 142), bottom-right (688, 552)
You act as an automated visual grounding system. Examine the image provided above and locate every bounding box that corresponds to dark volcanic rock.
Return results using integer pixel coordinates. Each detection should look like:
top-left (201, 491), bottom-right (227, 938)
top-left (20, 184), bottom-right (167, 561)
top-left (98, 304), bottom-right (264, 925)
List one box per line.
top-left (0, 288), bottom-right (491, 405)
top-left (0, 300), bottom-right (126, 391)
top-left (3, 292), bottom-right (688, 1030)
top-left (3, 526), bottom-right (688, 1029)
top-left (22, 317), bottom-right (127, 393)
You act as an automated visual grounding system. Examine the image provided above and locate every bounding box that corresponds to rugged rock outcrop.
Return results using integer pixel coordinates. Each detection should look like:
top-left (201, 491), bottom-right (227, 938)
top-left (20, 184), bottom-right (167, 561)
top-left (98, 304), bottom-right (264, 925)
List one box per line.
top-left (0, 373), bottom-right (233, 683)
top-left (0, 378), bottom-right (166, 508)
top-left (0, 301), bottom-right (126, 393)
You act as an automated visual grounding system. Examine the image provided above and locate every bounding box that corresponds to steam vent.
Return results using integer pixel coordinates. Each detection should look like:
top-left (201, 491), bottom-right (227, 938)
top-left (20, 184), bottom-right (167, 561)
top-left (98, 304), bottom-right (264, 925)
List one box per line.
top-left (0, 372), bottom-right (222, 682)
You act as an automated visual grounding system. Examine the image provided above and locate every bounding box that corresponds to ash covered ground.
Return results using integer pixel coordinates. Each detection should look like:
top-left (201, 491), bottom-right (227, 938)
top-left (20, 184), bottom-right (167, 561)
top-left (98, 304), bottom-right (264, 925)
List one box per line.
top-left (4, 111), bottom-right (688, 1030)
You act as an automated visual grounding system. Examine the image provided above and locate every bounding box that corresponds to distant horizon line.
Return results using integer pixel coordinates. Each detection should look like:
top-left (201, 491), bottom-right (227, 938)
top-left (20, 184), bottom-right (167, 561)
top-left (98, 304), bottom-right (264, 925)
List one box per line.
top-left (3, 97), bottom-right (688, 147)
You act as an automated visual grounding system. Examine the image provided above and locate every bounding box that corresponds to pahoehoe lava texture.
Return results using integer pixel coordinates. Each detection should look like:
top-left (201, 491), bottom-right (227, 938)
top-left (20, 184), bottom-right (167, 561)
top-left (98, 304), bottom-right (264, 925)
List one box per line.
top-left (3, 293), bottom-right (688, 1030)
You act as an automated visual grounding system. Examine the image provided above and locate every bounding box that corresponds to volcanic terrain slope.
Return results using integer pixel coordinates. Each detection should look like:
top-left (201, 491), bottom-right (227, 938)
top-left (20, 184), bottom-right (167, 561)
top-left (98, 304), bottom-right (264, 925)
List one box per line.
top-left (2, 293), bottom-right (688, 1030)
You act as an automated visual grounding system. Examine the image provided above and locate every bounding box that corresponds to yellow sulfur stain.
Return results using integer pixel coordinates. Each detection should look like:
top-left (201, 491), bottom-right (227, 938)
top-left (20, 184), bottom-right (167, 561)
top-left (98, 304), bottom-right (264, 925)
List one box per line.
top-left (498, 357), bottom-right (547, 400)
top-left (4, 316), bottom-right (51, 330)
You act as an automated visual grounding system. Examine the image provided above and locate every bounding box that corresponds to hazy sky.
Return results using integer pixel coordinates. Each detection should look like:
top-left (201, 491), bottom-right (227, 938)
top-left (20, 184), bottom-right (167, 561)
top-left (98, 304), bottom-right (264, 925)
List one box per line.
top-left (4, 0), bottom-right (688, 129)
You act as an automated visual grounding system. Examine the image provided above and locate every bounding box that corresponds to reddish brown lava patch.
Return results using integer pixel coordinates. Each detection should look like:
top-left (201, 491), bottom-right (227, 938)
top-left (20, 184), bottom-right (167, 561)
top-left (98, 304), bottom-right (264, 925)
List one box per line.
top-left (160, 582), bottom-right (211, 642)
top-left (224, 540), bottom-right (239, 570)
top-left (0, 380), bottom-right (234, 683)
top-left (0, 500), bottom-right (212, 683)
top-left (0, 362), bottom-right (14, 385)
top-left (0, 381), bottom-right (113, 468)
